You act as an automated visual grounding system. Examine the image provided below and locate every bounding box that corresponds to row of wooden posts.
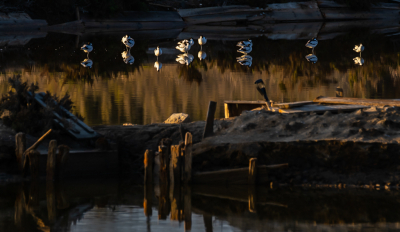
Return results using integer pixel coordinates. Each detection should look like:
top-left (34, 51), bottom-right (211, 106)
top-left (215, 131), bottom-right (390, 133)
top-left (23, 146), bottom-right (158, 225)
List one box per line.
top-left (15, 129), bottom-right (70, 181)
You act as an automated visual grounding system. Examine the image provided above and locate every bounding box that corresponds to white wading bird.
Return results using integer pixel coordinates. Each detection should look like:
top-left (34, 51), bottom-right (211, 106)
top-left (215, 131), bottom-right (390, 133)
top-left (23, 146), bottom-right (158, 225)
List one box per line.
top-left (353, 57), bottom-right (364, 66)
top-left (122, 35), bottom-right (135, 50)
top-left (353, 44), bottom-right (365, 56)
top-left (176, 53), bottom-right (194, 66)
top-left (237, 45), bottom-right (252, 54)
top-left (154, 61), bottom-right (162, 72)
top-left (121, 50), bottom-right (134, 65)
top-left (176, 42), bottom-right (191, 53)
top-left (154, 46), bottom-right (162, 60)
top-left (236, 39), bottom-right (253, 47)
top-left (198, 35), bottom-right (207, 50)
top-left (305, 54), bottom-right (318, 64)
top-left (81, 43), bottom-right (93, 58)
top-left (81, 58), bottom-right (93, 68)
top-left (198, 51), bottom-right (207, 60)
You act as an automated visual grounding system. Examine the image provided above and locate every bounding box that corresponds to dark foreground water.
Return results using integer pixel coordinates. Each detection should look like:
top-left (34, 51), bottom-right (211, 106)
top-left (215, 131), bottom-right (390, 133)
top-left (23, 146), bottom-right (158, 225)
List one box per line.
top-left (2, 180), bottom-right (400, 232)
top-left (1, 20), bottom-right (400, 126)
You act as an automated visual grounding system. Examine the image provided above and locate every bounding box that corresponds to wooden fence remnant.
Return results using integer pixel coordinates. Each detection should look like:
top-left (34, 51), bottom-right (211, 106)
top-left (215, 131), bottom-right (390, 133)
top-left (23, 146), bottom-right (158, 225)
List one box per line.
top-left (183, 132), bottom-right (193, 184)
top-left (336, 87), bottom-right (343, 97)
top-left (144, 149), bottom-right (154, 185)
top-left (46, 140), bottom-right (57, 181)
top-left (28, 150), bottom-right (40, 181)
top-left (15, 132), bottom-right (26, 171)
top-left (203, 101), bottom-right (217, 139)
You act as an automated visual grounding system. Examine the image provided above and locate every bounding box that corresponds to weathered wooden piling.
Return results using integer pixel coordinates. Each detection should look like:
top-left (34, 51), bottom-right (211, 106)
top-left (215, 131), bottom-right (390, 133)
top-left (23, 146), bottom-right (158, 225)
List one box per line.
top-left (336, 87), bottom-right (343, 97)
top-left (169, 186), bottom-right (181, 221)
top-left (28, 150), bottom-right (40, 181)
top-left (144, 149), bottom-right (154, 184)
top-left (170, 145), bottom-right (182, 187)
top-left (47, 140), bottom-right (57, 181)
top-left (15, 132), bottom-right (26, 170)
top-left (248, 158), bottom-right (257, 185)
top-left (144, 183), bottom-right (153, 217)
top-left (159, 145), bottom-right (170, 220)
top-left (57, 145), bottom-right (69, 179)
top-left (159, 145), bottom-right (169, 185)
top-left (46, 181), bottom-right (56, 224)
top-left (183, 132), bottom-right (193, 184)
top-left (56, 183), bottom-right (70, 209)
top-left (184, 187), bottom-right (192, 231)
top-left (203, 101), bottom-right (217, 139)
top-left (203, 214), bottom-right (213, 232)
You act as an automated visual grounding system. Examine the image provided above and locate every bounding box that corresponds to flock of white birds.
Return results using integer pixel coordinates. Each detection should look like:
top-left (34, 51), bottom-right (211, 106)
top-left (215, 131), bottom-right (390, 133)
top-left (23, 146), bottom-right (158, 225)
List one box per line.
top-left (79, 35), bottom-right (366, 69)
top-left (304, 37), bottom-right (365, 66)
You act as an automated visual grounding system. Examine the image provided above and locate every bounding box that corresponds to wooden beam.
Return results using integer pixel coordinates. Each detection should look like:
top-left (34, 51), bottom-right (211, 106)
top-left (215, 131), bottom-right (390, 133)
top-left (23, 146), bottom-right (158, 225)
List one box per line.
top-left (314, 96), bottom-right (400, 107)
top-left (203, 101), bottom-right (217, 139)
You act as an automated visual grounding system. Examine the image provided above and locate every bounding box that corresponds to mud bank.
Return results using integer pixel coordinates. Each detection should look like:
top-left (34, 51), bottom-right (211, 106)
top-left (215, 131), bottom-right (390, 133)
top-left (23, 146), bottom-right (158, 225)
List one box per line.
top-left (95, 106), bottom-right (400, 185)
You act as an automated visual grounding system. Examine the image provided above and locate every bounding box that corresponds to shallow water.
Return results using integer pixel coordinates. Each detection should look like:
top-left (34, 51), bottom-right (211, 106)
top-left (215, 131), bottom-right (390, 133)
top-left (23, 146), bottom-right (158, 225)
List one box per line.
top-left (2, 181), bottom-right (400, 232)
top-left (1, 21), bottom-right (400, 126)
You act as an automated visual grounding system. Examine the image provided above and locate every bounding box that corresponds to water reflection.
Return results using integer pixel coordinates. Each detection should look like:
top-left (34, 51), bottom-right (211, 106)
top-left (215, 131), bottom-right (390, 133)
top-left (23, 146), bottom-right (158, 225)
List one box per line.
top-left (353, 56), bottom-right (365, 66)
top-left (176, 53), bottom-right (194, 66)
top-left (154, 61), bottom-right (162, 72)
top-left (198, 51), bottom-right (206, 61)
top-left (4, 182), bottom-right (400, 232)
top-left (121, 50), bottom-right (134, 65)
top-left (80, 58), bottom-right (93, 68)
top-left (305, 54), bottom-right (318, 64)
top-left (237, 54), bottom-right (253, 67)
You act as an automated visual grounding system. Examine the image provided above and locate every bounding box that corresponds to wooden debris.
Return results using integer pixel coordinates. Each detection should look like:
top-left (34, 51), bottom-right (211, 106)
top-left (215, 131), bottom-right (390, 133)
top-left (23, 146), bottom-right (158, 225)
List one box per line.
top-left (224, 100), bottom-right (265, 118)
top-left (314, 96), bottom-right (400, 107)
top-left (203, 101), bottom-right (217, 139)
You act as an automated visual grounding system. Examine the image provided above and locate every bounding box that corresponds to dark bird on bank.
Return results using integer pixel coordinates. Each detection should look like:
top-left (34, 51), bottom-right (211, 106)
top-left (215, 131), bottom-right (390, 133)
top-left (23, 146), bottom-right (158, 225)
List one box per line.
top-left (255, 79), bottom-right (269, 102)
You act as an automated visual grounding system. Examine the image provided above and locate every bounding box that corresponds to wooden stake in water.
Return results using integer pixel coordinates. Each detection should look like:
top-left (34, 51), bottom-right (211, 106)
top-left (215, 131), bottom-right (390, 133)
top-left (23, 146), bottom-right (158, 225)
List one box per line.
top-left (248, 158), bottom-right (257, 185)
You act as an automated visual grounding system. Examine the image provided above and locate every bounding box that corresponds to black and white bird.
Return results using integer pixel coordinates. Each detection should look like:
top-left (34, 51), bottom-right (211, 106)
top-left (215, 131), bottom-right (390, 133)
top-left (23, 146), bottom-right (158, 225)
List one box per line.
top-left (254, 79), bottom-right (271, 110)
top-left (353, 44), bottom-right (364, 56)
top-left (122, 35), bottom-right (135, 50)
top-left (353, 57), bottom-right (364, 66)
top-left (121, 50), bottom-right (134, 65)
top-left (305, 54), bottom-right (318, 64)
top-left (305, 37), bottom-right (318, 49)
top-left (81, 43), bottom-right (93, 58)
top-left (198, 35), bottom-right (207, 50)
top-left (198, 51), bottom-right (207, 61)
top-left (237, 39), bottom-right (253, 47)
top-left (237, 45), bottom-right (252, 54)
top-left (154, 46), bottom-right (162, 60)
top-left (81, 58), bottom-right (93, 68)
top-left (154, 61), bottom-right (162, 72)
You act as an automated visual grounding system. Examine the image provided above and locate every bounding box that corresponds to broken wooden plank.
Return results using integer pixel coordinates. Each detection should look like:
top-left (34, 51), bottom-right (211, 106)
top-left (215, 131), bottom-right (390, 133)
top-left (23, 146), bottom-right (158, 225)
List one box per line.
top-left (81, 11), bottom-right (183, 22)
top-left (278, 104), bottom-right (369, 114)
top-left (314, 96), bottom-right (400, 107)
top-left (273, 101), bottom-right (313, 109)
top-left (192, 164), bottom-right (288, 185)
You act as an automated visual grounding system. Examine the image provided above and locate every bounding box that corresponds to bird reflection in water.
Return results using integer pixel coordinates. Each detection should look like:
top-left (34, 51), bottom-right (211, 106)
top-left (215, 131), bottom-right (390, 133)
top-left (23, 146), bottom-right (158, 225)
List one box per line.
top-left (237, 54), bottom-right (252, 67)
top-left (81, 58), bottom-right (93, 68)
top-left (353, 44), bottom-right (365, 66)
top-left (154, 61), bottom-right (162, 72)
top-left (176, 53), bottom-right (194, 66)
top-left (121, 50), bottom-right (134, 65)
top-left (305, 54), bottom-right (318, 64)
top-left (198, 51), bottom-right (207, 61)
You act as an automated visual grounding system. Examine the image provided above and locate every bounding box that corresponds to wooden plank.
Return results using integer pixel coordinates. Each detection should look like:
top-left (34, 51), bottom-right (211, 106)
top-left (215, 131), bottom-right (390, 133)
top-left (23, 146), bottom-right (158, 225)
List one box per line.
top-left (314, 96), bottom-right (400, 107)
top-left (273, 101), bottom-right (313, 109)
top-left (81, 11), bottom-right (183, 22)
top-left (225, 100), bottom-right (266, 104)
top-left (178, 5), bottom-right (252, 17)
top-left (278, 104), bottom-right (369, 114)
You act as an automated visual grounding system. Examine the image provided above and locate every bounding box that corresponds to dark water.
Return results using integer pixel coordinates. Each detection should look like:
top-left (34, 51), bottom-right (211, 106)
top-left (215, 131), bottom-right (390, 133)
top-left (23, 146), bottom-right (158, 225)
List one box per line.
top-left (2, 181), bottom-right (400, 232)
top-left (1, 21), bottom-right (400, 126)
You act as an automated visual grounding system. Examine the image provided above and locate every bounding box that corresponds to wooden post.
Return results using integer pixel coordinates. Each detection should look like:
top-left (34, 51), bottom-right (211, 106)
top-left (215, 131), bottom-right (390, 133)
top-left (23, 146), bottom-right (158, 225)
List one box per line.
top-left (56, 183), bottom-right (70, 210)
top-left (224, 103), bottom-right (230, 118)
top-left (248, 187), bottom-right (257, 213)
top-left (336, 87), bottom-right (343, 97)
top-left (159, 146), bottom-right (168, 185)
top-left (47, 140), bottom-right (57, 181)
top-left (203, 214), bottom-right (213, 232)
top-left (15, 132), bottom-right (26, 171)
top-left (203, 101), bottom-right (217, 139)
top-left (183, 132), bottom-right (193, 185)
top-left (170, 145), bottom-right (181, 187)
top-left (144, 150), bottom-right (154, 184)
top-left (76, 7), bottom-right (80, 21)
top-left (46, 181), bottom-right (56, 224)
top-left (184, 187), bottom-right (192, 231)
top-left (248, 158), bottom-right (257, 185)
top-left (57, 145), bottom-right (69, 179)
top-left (28, 150), bottom-right (40, 181)
top-left (143, 182), bottom-right (153, 217)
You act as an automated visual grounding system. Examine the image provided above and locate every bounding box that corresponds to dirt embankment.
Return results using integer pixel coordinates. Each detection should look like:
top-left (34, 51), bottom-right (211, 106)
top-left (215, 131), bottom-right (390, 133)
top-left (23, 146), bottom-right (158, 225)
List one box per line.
top-left (96, 106), bottom-right (400, 186)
